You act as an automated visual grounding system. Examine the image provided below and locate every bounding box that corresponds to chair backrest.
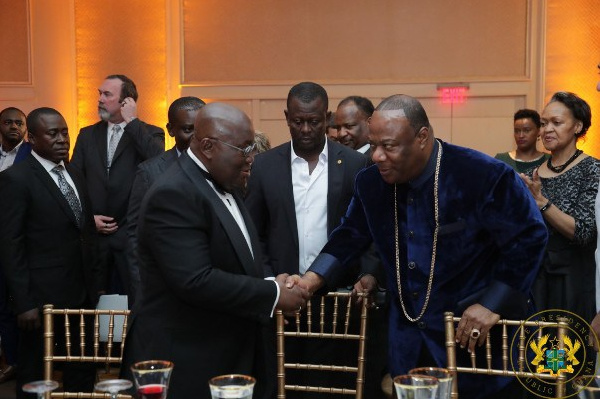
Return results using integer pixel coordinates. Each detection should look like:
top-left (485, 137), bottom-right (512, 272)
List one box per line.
top-left (444, 312), bottom-right (568, 399)
top-left (276, 291), bottom-right (369, 399)
top-left (43, 304), bottom-right (132, 399)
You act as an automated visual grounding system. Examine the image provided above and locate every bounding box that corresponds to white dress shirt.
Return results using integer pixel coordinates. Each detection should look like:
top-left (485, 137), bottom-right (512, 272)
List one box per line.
top-left (357, 143), bottom-right (370, 154)
top-left (106, 121), bottom-right (127, 150)
top-left (31, 150), bottom-right (81, 201)
top-left (291, 140), bottom-right (329, 274)
top-left (0, 140), bottom-right (25, 172)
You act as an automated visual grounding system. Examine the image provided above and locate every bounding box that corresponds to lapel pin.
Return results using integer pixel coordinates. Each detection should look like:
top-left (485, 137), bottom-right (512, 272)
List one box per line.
top-left (337, 159), bottom-right (342, 165)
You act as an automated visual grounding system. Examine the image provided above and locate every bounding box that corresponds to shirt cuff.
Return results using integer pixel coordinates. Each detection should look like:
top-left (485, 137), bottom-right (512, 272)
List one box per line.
top-left (266, 277), bottom-right (279, 318)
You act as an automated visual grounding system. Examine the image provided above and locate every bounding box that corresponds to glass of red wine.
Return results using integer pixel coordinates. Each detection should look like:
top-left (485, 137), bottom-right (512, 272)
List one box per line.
top-left (131, 360), bottom-right (174, 399)
top-left (208, 374), bottom-right (255, 399)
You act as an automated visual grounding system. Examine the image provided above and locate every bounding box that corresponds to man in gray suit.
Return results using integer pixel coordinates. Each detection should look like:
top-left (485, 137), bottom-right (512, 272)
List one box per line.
top-left (126, 96), bottom-right (205, 304)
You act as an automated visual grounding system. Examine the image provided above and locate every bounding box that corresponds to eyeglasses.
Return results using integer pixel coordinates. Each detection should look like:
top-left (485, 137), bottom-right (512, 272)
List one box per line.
top-left (208, 137), bottom-right (257, 157)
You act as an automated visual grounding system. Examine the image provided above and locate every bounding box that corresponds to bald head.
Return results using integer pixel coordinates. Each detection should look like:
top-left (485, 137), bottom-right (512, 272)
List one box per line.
top-left (376, 94), bottom-right (430, 133)
top-left (191, 103), bottom-right (256, 191)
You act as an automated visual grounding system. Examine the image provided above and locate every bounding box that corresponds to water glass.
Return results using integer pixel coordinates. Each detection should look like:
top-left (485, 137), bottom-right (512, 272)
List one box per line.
top-left (209, 374), bottom-right (255, 399)
top-left (394, 374), bottom-right (438, 399)
top-left (131, 360), bottom-right (174, 399)
top-left (409, 367), bottom-right (453, 399)
top-left (22, 380), bottom-right (59, 399)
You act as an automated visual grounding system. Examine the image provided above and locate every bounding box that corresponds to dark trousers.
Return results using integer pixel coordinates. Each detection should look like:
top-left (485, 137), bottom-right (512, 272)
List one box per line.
top-left (0, 274), bottom-right (18, 365)
top-left (17, 310), bottom-right (96, 399)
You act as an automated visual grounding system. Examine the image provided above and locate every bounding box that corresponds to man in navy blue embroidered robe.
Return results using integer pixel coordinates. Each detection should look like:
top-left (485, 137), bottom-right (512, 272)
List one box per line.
top-left (289, 94), bottom-right (548, 398)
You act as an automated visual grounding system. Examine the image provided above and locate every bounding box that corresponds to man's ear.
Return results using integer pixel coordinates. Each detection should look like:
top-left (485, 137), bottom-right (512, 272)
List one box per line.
top-left (197, 137), bottom-right (215, 159)
top-left (27, 131), bottom-right (35, 145)
top-left (166, 123), bottom-right (175, 138)
top-left (417, 126), bottom-right (430, 148)
top-left (284, 110), bottom-right (290, 126)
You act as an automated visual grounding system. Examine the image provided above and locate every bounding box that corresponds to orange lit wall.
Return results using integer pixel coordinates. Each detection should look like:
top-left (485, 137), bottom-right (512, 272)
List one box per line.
top-left (74, 0), bottom-right (169, 149)
top-left (545, 0), bottom-right (600, 158)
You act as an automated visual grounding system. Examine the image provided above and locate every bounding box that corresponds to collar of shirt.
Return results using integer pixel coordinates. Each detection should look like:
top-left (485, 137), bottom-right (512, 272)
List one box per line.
top-left (290, 138), bottom-right (328, 165)
top-left (31, 150), bottom-right (66, 173)
top-left (409, 139), bottom-right (440, 189)
top-left (0, 139), bottom-right (24, 157)
top-left (107, 121), bottom-right (127, 132)
top-left (357, 143), bottom-right (370, 154)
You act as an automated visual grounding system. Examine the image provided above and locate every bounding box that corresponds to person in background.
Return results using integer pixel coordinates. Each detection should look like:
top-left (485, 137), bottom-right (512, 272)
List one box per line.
top-left (126, 96), bottom-right (205, 305)
top-left (0, 107), bottom-right (102, 398)
top-left (254, 130), bottom-right (271, 154)
top-left (326, 111), bottom-right (338, 141)
top-left (495, 109), bottom-right (549, 173)
top-left (520, 92), bottom-right (600, 325)
top-left (0, 107), bottom-right (30, 383)
top-left (590, 65), bottom-right (600, 350)
top-left (71, 74), bottom-right (164, 302)
top-left (334, 96), bottom-right (374, 154)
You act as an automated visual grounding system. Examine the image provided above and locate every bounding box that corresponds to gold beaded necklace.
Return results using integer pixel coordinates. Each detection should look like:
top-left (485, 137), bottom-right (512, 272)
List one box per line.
top-left (394, 141), bottom-right (442, 322)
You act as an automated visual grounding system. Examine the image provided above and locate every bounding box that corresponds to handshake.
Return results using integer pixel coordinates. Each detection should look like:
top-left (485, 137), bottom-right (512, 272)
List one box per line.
top-left (273, 272), bottom-right (324, 312)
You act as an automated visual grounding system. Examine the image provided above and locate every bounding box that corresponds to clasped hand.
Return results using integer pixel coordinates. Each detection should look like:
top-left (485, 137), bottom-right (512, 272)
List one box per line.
top-left (274, 273), bottom-right (310, 313)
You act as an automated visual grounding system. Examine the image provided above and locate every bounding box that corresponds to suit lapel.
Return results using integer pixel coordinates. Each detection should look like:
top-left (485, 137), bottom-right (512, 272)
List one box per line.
top-left (179, 154), bottom-right (258, 277)
top-left (28, 157), bottom-right (80, 228)
top-left (327, 141), bottom-right (345, 234)
top-left (93, 121), bottom-right (109, 172)
top-left (234, 193), bottom-right (264, 277)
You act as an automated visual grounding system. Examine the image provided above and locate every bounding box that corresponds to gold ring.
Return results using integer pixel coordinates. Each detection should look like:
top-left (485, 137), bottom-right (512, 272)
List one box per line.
top-left (470, 328), bottom-right (481, 339)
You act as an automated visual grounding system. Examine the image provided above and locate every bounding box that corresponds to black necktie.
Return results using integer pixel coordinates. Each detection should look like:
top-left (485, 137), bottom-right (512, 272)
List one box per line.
top-left (52, 165), bottom-right (83, 227)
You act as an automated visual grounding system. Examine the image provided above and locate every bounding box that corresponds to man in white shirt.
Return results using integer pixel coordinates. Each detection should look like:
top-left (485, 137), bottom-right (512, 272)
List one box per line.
top-left (245, 82), bottom-right (371, 398)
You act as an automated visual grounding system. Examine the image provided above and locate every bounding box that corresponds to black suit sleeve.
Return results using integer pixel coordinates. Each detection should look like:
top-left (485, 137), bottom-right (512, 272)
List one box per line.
top-left (0, 172), bottom-right (37, 314)
top-left (124, 119), bottom-right (165, 160)
top-left (141, 183), bottom-right (277, 321)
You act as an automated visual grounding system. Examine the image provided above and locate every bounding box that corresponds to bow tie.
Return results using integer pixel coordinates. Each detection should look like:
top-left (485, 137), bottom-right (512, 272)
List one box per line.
top-left (198, 167), bottom-right (229, 195)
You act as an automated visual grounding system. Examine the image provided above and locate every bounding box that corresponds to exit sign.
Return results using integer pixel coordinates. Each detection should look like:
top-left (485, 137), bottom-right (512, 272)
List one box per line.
top-left (437, 84), bottom-right (470, 104)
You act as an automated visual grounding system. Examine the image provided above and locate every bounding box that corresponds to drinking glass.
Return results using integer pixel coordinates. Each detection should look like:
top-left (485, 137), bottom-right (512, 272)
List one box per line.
top-left (95, 379), bottom-right (133, 399)
top-left (409, 367), bottom-right (453, 399)
top-left (394, 374), bottom-right (438, 399)
top-left (22, 380), bottom-right (59, 399)
top-left (131, 360), bottom-right (174, 399)
top-left (208, 374), bottom-right (255, 399)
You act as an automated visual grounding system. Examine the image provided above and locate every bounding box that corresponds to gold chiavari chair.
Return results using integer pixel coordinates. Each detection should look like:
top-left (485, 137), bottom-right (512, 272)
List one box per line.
top-left (276, 291), bottom-right (369, 399)
top-left (43, 304), bottom-right (132, 399)
top-left (444, 312), bottom-right (568, 399)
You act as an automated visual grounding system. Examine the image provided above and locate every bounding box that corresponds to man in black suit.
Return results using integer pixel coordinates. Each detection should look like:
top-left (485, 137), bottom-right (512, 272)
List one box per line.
top-left (0, 106), bottom-right (31, 382)
top-left (126, 96), bottom-right (205, 305)
top-left (245, 82), bottom-right (373, 398)
top-left (0, 108), bottom-right (103, 398)
top-left (122, 103), bottom-right (308, 399)
top-left (71, 74), bottom-right (164, 300)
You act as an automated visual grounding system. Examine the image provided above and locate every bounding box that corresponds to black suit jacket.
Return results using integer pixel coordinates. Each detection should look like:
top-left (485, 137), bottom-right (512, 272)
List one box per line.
top-left (126, 147), bottom-right (179, 301)
top-left (70, 118), bottom-right (164, 249)
top-left (245, 139), bottom-right (371, 280)
top-left (0, 155), bottom-right (101, 314)
top-left (122, 152), bottom-right (277, 399)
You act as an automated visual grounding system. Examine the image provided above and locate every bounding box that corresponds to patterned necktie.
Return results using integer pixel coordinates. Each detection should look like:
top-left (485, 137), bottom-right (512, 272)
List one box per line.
top-left (51, 165), bottom-right (82, 227)
top-left (107, 124), bottom-right (122, 166)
